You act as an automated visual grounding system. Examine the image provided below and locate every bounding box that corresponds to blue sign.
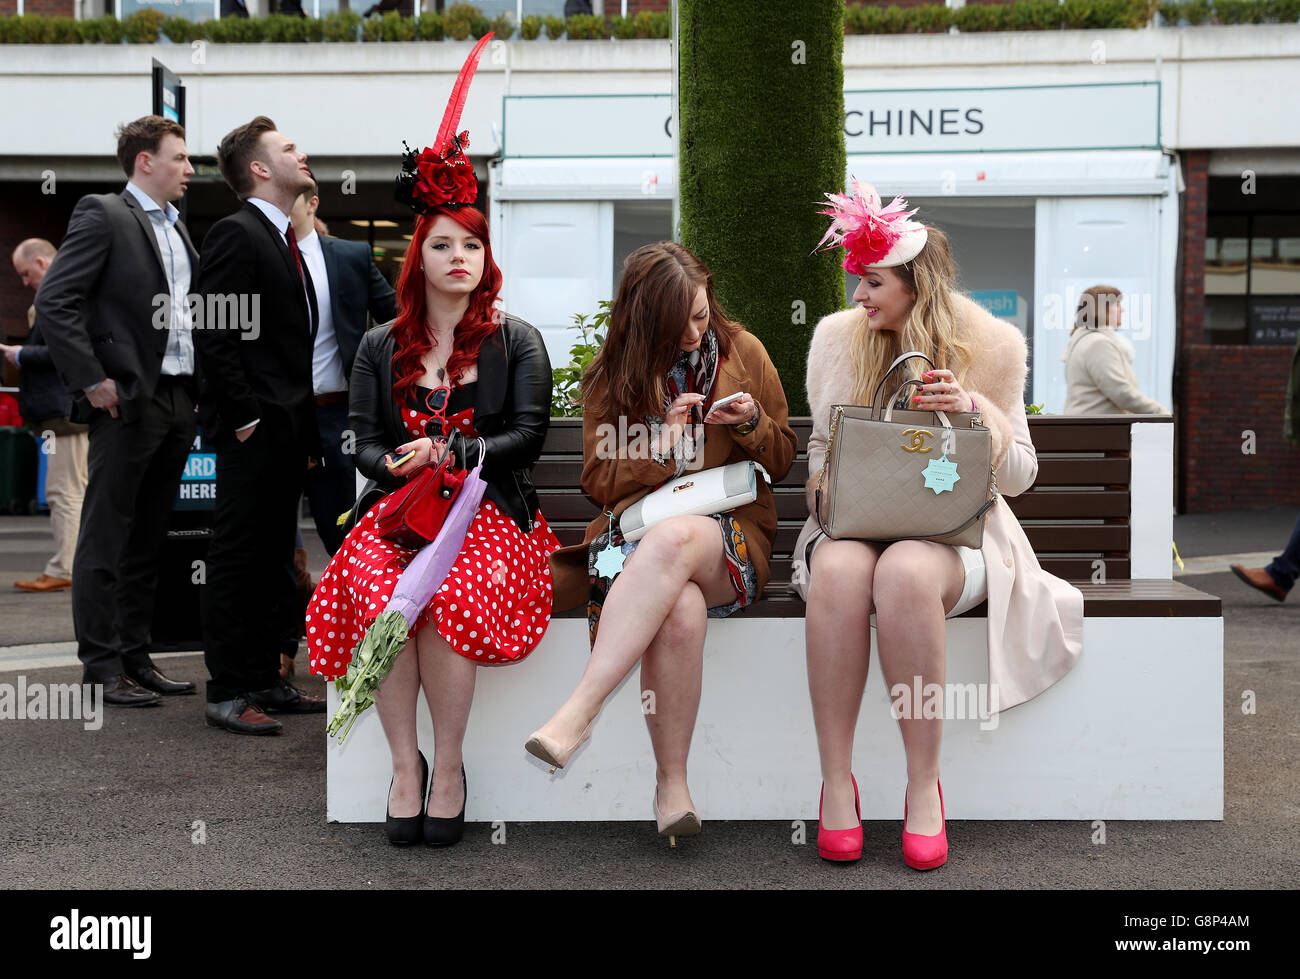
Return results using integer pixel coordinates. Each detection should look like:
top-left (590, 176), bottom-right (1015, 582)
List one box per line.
top-left (971, 290), bottom-right (1019, 318)
top-left (174, 433), bottom-right (216, 510)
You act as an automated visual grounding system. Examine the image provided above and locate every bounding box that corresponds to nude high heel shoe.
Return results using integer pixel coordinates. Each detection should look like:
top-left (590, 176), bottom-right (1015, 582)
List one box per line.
top-left (524, 719), bottom-right (594, 773)
top-left (653, 786), bottom-right (702, 849)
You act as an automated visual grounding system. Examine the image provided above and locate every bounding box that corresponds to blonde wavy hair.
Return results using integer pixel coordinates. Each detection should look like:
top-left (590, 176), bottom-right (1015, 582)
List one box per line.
top-left (847, 227), bottom-right (975, 407)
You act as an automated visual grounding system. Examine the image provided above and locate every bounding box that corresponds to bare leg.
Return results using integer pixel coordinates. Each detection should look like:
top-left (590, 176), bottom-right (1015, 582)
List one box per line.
top-left (872, 541), bottom-right (965, 836)
top-left (533, 516), bottom-right (736, 747)
top-left (373, 639), bottom-right (423, 818)
top-left (417, 627), bottom-right (477, 818)
top-left (640, 582), bottom-right (707, 815)
top-left (805, 539), bottom-right (880, 830)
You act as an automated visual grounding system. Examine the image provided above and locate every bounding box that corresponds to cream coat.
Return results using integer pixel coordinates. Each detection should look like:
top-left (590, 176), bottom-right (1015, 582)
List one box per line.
top-left (790, 295), bottom-right (1083, 713)
top-left (1062, 327), bottom-right (1167, 415)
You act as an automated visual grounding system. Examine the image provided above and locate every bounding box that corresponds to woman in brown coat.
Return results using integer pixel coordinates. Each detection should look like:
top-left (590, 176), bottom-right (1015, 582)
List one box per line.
top-left (532, 242), bottom-right (797, 845)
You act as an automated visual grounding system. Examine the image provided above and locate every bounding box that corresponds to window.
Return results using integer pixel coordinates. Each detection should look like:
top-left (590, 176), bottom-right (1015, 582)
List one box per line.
top-left (1205, 176), bottom-right (1300, 345)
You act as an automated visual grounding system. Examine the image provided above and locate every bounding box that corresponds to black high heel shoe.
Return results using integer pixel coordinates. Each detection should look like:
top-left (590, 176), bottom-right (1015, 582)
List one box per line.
top-left (385, 751), bottom-right (429, 845)
top-left (424, 764), bottom-right (466, 847)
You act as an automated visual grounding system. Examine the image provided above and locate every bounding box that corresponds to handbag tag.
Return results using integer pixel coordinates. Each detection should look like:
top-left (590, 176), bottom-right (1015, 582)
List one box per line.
top-left (922, 455), bottom-right (961, 494)
top-left (593, 510), bottom-right (626, 580)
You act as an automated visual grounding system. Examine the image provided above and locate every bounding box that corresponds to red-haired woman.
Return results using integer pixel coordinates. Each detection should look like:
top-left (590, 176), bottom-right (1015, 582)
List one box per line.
top-left (306, 204), bottom-right (559, 846)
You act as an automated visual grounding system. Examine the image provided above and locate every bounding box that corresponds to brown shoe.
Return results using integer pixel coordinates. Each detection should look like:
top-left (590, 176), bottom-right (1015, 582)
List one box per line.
top-left (13, 572), bottom-right (72, 587)
top-left (14, 574), bottom-right (73, 592)
top-left (1230, 564), bottom-right (1288, 602)
top-left (205, 696), bottom-right (283, 735)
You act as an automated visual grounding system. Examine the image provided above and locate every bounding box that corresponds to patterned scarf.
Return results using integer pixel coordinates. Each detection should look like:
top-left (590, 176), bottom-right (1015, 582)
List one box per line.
top-left (647, 327), bottom-right (720, 477)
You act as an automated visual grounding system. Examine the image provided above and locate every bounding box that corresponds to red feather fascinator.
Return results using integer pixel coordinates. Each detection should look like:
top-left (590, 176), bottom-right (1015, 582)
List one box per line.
top-left (396, 32), bottom-right (494, 213)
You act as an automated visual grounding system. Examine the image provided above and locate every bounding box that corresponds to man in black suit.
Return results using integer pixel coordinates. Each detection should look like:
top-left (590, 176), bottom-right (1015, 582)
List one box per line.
top-left (194, 116), bottom-right (326, 734)
top-left (288, 182), bottom-right (396, 555)
top-left (36, 115), bottom-right (200, 707)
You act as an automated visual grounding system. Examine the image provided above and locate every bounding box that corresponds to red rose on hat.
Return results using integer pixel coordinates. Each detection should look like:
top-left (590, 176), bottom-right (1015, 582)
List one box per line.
top-left (413, 148), bottom-right (477, 208)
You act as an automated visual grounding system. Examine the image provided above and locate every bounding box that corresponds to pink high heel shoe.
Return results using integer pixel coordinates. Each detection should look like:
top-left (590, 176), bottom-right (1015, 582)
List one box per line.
top-left (901, 780), bottom-right (948, 870)
top-left (817, 774), bottom-right (863, 862)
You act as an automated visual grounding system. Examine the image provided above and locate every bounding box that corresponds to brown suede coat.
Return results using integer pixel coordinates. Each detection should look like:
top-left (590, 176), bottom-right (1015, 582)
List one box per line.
top-left (550, 329), bottom-right (798, 612)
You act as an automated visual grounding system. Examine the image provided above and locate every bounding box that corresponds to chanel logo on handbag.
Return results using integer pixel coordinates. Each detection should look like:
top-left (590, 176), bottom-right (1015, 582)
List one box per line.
top-left (672, 481), bottom-right (695, 493)
top-left (901, 429), bottom-right (935, 453)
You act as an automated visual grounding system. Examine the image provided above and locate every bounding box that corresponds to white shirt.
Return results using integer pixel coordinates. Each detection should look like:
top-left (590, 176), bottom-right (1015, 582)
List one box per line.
top-left (296, 230), bottom-right (347, 396)
top-left (125, 181), bottom-right (193, 378)
top-left (247, 196), bottom-right (291, 240)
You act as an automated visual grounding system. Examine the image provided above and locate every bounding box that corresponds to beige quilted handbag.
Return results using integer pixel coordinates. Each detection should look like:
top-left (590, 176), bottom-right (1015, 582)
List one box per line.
top-left (814, 351), bottom-right (997, 548)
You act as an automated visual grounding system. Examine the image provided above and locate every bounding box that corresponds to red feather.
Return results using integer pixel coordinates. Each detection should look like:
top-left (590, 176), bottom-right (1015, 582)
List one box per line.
top-left (435, 32), bottom-right (494, 155)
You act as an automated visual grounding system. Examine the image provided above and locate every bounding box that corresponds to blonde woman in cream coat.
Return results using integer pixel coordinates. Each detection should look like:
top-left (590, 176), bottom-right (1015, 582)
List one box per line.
top-left (794, 188), bottom-right (1083, 869)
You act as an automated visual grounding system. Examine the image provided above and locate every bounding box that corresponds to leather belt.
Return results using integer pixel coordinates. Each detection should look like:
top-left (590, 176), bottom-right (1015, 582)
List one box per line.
top-left (315, 392), bottom-right (347, 407)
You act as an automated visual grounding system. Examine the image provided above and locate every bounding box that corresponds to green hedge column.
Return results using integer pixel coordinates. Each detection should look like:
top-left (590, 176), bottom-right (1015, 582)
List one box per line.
top-left (678, 0), bottom-right (846, 416)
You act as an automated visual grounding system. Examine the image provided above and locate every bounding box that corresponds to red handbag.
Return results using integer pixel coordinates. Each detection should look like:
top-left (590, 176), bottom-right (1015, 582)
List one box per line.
top-left (373, 444), bottom-right (467, 551)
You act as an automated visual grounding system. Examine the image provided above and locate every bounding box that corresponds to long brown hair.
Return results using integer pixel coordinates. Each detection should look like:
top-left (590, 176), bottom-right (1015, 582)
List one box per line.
top-left (848, 226), bottom-right (975, 406)
top-left (583, 241), bottom-right (742, 419)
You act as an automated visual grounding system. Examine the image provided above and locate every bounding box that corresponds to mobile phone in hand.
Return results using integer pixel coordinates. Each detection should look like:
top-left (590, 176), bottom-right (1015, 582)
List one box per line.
top-left (706, 392), bottom-right (747, 418)
top-left (387, 448), bottom-right (417, 470)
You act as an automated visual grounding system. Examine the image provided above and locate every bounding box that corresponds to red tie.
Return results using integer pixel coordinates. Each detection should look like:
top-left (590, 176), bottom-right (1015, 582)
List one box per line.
top-left (285, 224), bottom-right (304, 282)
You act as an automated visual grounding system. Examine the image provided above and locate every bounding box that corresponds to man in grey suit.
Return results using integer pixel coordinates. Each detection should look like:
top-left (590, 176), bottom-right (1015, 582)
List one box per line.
top-left (36, 115), bottom-right (200, 707)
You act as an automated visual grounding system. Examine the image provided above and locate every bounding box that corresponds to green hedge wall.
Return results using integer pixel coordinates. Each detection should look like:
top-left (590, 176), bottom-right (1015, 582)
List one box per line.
top-left (678, 1), bottom-right (846, 416)
top-left (2, 2), bottom-right (1295, 43)
top-left (0, 8), bottom-right (673, 44)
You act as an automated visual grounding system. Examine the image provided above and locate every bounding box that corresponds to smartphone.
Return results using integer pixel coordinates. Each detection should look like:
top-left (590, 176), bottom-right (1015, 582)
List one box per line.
top-left (706, 392), bottom-right (747, 416)
top-left (387, 449), bottom-right (417, 470)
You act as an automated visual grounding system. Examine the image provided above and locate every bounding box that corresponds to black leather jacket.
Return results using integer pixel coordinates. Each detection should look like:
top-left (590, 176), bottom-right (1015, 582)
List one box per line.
top-left (348, 314), bottom-right (553, 532)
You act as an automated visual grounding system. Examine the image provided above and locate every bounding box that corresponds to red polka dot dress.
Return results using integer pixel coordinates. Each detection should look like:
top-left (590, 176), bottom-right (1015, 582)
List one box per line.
top-left (306, 382), bottom-right (561, 679)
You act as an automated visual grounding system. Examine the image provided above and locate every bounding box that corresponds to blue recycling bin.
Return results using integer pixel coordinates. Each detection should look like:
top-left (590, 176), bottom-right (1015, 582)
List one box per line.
top-left (36, 435), bottom-right (49, 511)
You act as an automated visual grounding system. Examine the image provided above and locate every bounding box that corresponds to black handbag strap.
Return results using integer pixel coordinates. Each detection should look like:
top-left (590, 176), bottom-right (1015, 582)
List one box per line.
top-left (871, 350), bottom-right (936, 415)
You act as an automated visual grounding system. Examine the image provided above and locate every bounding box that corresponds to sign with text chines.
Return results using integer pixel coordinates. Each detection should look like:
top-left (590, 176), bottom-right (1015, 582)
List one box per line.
top-left (843, 83), bottom-right (1159, 154)
top-left (504, 84), bottom-right (1160, 161)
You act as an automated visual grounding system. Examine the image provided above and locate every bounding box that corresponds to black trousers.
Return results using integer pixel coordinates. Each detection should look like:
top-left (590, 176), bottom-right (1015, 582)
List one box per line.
top-left (73, 377), bottom-right (196, 684)
top-left (201, 415), bottom-right (308, 703)
top-left (303, 399), bottom-right (356, 556)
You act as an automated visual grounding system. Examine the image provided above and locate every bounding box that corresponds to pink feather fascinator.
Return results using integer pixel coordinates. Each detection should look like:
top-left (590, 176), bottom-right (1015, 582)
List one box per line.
top-left (814, 178), bottom-right (928, 272)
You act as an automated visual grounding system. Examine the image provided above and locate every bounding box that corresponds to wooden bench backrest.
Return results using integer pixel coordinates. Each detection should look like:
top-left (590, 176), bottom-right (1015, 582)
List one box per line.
top-left (535, 416), bottom-right (1140, 587)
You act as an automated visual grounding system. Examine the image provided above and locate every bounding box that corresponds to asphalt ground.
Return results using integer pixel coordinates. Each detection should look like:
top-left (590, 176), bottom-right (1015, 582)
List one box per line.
top-left (0, 509), bottom-right (1296, 890)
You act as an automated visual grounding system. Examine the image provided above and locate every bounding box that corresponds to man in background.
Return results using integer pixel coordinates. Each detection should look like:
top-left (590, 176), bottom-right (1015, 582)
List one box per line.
top-left (289, 181), bottom-right (395, 556)
top-left (2, 238), bottom-right (89, 594)
top-left (275, 183), bottom-right (395, 681)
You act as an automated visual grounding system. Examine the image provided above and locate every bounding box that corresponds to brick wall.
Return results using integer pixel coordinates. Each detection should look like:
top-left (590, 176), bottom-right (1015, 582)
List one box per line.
top-left (1182, 345), bottom-right (1300, 512)
top-left (625, 0), bottom-right (668, 13)
top-left (11, 0), bottom-right (77, 14)
top-left (1180, 150), bottom-right (1209, 348)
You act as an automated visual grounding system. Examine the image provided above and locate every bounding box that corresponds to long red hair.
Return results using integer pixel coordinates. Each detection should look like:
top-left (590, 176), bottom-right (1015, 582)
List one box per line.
top-left (390, 206), bottom-right (503, 407)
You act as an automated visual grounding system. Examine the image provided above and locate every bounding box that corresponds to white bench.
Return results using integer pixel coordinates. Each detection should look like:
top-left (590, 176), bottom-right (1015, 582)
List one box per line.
top-left (327, 415), bottom-right (1223, 822)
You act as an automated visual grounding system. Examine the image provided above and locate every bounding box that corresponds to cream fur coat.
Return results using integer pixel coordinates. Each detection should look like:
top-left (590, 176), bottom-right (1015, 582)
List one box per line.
top-left (790, 294), bottom-right (1084, 713)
